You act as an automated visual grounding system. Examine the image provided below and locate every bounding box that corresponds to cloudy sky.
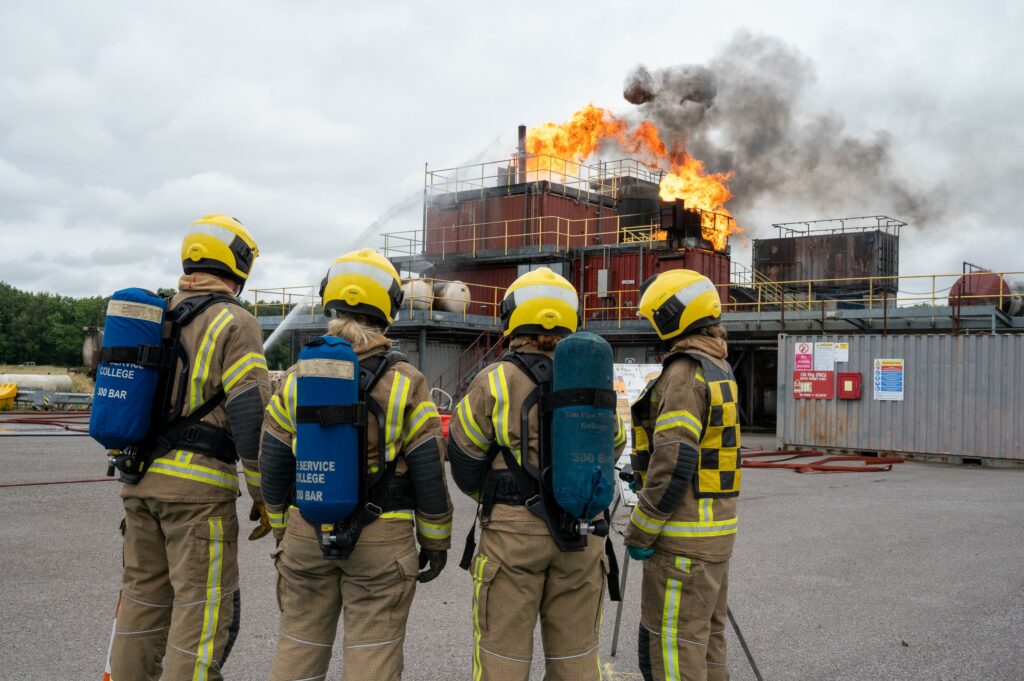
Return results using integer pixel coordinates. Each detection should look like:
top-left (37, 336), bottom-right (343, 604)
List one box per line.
top-left (1, 1), bottom-right (1021, 299)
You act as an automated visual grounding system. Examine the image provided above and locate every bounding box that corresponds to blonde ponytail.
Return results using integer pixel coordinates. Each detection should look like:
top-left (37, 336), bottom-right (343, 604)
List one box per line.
top-left (327, 315), bottom-right (375, 348)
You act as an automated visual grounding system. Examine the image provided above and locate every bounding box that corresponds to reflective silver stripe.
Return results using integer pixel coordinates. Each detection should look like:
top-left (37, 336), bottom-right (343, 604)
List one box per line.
top-left (147, 458), bottom-right (239, 491)
top-left (328, 259), bottom-right (397, 290)
top-left (296, 358), bottom-right (354, 379)
top-left (384, 371), bottom-right (410, 462)
top-left (512, 282), bottom-right (579, 308)
top-left (189, 308), bottom-right (234, 413)
top-left (222, 352), bottom-right (267, 392)
top-left (661, 516), bottom-right (738, 537)
top-left (188, 222), bottom-right (237, 246)
top-left (674, 277), bottom-right (716, 307)
top-left (106, 299), bottom-right (163, 323)
top-left (456, 399), bottom-right (488, 449)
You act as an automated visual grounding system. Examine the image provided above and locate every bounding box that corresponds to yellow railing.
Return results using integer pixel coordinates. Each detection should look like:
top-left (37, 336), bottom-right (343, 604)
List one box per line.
top-left (582, 271), bottom-right (1024, 328)
top-left (382, 210), bottom-right (739, 260)
top-left (250, 285), bottom-right (319, 321)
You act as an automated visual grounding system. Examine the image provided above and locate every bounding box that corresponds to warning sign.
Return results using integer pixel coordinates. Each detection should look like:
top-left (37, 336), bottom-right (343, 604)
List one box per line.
top-left (873, 359), bottom-right (905, 401)
top-left (795, 342), bottom-right (813, 371)
top-left (793, 371), bottom-right (835, 399)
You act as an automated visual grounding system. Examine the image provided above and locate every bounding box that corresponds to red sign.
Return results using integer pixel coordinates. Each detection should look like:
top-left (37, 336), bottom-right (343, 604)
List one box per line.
top-left (795, 342), bottom-right (813, 370)
top-left (793, 370), bottom-right (835, 399)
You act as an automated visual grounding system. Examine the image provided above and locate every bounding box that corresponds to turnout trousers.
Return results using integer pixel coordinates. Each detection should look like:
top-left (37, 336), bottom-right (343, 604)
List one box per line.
top-left (269, 514), bottom-right (420, 681)
top-left (638, 554), bottom-right (729, 681)
top-left (470, 520), bottom-right (608, 681)
top-left (110, 497), bottom-right (241, 681)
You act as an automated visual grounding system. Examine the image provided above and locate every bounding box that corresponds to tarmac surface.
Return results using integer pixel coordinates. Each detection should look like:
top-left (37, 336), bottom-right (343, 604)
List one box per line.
top-left (1, 430), bottom-right (1022, 680)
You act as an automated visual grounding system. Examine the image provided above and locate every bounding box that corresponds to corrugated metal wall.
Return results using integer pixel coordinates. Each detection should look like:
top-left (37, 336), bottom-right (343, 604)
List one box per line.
top-left (777, 334), bottom-right (1024, 461)
top-left (397, 340), bottom-right (465, 391)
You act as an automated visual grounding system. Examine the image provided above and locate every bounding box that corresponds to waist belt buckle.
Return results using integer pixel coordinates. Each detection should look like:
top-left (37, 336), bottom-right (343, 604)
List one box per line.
top-left (182, 425), bottom-right (201, 444)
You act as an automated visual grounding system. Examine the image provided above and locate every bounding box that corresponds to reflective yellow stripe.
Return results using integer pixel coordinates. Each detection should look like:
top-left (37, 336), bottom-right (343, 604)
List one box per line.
top-left (662, 575), bottom-right (682, 681)
top-left (471, 555), bottom-right (488, 681)
top-left (489, 366), bottom-right (519, 464)
top-left (267, 395), bottom-right (292, 433)
top-left (222, 352), bottom-right (267, 393)
top-left (193, 517), bottom-right (223, 681)
top-left (699, 497), bottom-right (713, 523)
top-left (285, 373), bottom-right (297, 428)
top-left (614, 415), bottom-right (627, 447)
top-left (417, 517), bottom-right (453, 540)
top-left (629, 505), bottom-right (666, 535)
top-left (456, 399), bottom-right (488, 450)
top-left (674, 555), bottom-right (692, 572)
top-left (695, 368), bottom-right (705, 385)
top-left (661, 516), bottom-right (738, 537)
top-left (148, 457), bottom-right (239, 492)
top-left (188, 309), bottom-right (234, 413)
top-left (404, 401), bottom-right (439, 445)
top-left (654, 410), bottom-right (702, 439)
top-left (380, 511), bottom-right (414, 521)
top-left (243, 468), bottom-right (261, 488)
top-left (267, 509), bottom-right (288, 529)
top-left (384, 371), bottom-right (410, 462)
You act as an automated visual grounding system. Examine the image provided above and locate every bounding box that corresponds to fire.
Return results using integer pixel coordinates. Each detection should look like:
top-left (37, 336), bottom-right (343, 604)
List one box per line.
top-left (525, 105), bottom-right (741, 250)
top-left (525, 104), bottom-right (626, 176)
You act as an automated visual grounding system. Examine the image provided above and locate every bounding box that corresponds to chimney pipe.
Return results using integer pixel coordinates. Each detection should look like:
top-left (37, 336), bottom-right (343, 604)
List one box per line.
top-left (517, 124), bottom-right (527, 183)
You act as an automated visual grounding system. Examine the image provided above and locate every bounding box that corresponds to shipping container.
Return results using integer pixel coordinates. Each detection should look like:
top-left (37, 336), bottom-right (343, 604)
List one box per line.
top-left (426, 184), bottom-right (620, 256)
top-left (776, 334), bottom-right (1024, 464)
top-left (753, 230), bottom-right (899, 292)
top-left (578, 247), bottom-right (730, 321)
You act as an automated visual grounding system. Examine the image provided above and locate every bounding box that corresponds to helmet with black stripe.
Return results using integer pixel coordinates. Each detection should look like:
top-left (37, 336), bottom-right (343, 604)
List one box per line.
top-left (637, 269), bottom-right (721, 340)
top-left (499, 267), bottom-right (579, 338)
top-left (181, 214), bottom-right (259, 289)
top-left (319, 248), bottom-right (404, 328)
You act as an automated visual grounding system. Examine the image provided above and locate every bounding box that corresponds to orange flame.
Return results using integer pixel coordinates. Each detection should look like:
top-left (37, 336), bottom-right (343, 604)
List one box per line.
top-left (526, 105), bottom-right (741, 250)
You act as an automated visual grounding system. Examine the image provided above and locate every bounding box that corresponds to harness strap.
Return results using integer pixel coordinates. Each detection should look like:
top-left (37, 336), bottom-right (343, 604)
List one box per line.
top-left (295, 403), bottom-right (368, 427)
top-left (541, 387), bottom-right (617, 412)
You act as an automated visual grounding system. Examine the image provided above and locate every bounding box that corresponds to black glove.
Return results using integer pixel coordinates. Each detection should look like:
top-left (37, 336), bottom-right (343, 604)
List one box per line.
top-left (417, 548), bottom-right (447, 583)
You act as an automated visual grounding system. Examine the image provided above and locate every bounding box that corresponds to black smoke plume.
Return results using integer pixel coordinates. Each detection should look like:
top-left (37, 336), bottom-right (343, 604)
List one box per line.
top-left (624, 31), bottom-right (942, 226)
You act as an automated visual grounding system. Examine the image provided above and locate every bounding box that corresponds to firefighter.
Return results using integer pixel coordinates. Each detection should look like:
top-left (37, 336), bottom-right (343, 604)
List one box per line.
top-left (625, 269), bottom-right (740, 681)
top-left (110, 215), bottom-right (271, 681)
top-left (260, 249), bottom-right (453, 681)
top-left (447, 267), bottom-right (627, 681)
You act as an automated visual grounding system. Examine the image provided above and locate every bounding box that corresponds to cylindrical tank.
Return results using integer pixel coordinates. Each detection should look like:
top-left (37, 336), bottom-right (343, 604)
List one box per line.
top-left (432, 281), bottom-right (471, 314)
top-left (401, 279), bottom-right (433, 310)
top-left (0, 374), bottom-right (74, 392)
top-left (948, 272), bottom-right (1024, 316)
top-left (82, 326), bottom-right (104, 376)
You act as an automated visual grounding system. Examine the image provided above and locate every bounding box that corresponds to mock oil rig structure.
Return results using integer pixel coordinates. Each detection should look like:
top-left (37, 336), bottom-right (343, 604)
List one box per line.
top-left (253, 125), bottom-right (1024, 430)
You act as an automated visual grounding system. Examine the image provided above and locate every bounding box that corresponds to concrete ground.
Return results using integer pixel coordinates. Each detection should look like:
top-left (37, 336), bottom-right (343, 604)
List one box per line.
top-left (0, 430), bottom-right (1022, 680)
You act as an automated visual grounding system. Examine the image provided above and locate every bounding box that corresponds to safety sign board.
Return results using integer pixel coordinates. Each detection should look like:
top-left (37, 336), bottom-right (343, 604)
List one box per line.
top-left (835, 342), bottom-right (850, 363)
top-left (795, 342), bottom-right (813, 370)
top-left (793, 370), bottom-right (835, 399)
top-left (873, 359), bottom-right (905, 401)
top-left (814, 342), bottom-right (836, 370)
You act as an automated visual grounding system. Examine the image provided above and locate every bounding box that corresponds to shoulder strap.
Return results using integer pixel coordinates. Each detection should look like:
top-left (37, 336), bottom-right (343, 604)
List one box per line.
top-left (503, 351), bottom-right (552, 387)
top-left (166, 292), bottom-right (241, 327)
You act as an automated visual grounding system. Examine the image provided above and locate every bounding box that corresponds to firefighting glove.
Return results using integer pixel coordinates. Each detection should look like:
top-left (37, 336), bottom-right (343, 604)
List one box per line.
top-left (417, 548), bottom-right (447, 583)
top-left (628, 478), bottom-right (641, 493)
top-left (248, 501), bottom-right (272, 541)
top-left (627, 545), bottom-right (655, 561)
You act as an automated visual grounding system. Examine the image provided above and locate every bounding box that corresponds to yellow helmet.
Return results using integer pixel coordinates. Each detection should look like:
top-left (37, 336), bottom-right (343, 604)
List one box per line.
top-left (637, 269), bottom-right (721, 340)
top-left (181, 214), bottom-right (259, 287)
top-left (500, 267), bottom-right (579, 338)
top-left (319, 248), bottom-right (404, 327)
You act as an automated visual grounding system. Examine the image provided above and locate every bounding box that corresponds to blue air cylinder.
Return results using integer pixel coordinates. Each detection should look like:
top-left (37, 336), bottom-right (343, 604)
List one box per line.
top-left (550, 331), bottom-right (616, 520)
top-left (89, 288), bottom-right (166, 450)
top-left (294, 336), bottom-right (361, 524)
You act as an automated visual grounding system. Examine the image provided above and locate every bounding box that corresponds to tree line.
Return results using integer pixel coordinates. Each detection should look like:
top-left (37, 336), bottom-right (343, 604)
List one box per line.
top-left (0, 282), bottom-right (292, 369)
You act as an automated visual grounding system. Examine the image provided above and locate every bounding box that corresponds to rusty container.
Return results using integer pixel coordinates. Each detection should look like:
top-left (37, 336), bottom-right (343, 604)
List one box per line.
top-left (753, 230), bottom-right (899, 292)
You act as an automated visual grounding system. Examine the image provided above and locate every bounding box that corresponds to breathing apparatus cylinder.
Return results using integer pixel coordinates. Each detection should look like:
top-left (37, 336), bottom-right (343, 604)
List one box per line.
top-left (549, 331), bottom-right (616, 522)
top-left (89, 288), bottom-right (166, 450)
top-left (294, 336), bottom-right (362, 525)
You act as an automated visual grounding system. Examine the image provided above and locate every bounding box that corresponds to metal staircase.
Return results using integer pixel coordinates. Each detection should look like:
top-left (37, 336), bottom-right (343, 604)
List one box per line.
top-left (435, 330), bottom-right (506, 399)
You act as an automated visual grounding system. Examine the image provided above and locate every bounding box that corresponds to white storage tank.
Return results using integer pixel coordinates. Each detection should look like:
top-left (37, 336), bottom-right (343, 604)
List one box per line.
top-left (0, 374), bottom-right (74, 392)
top-left (401, 279), bottom-right (433, 310)
top-left (433, 281), bottom-right (471, 314)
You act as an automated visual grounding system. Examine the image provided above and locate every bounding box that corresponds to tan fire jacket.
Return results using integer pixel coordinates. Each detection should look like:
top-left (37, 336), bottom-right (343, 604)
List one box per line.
top-left (624, 333), bottom-right (738, 562)
top-left (448, 337), bottom-right (627, 534)
top-left (122, 273), bottom-right (270, 504)
top-left (259, 333), bottom-right (453, 551)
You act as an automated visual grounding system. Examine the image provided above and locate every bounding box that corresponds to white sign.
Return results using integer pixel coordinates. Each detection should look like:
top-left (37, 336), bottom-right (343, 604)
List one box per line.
top-left (795, 342), bottom-right (813, 370)
top-left (873, 358), bottom-right (905, 401)
top-left (814, 342), bottom-right (836, 371)
top-left (835, 342), bottom-right (850, 363)
top-left (613, 363), bottom-right (661, 508)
